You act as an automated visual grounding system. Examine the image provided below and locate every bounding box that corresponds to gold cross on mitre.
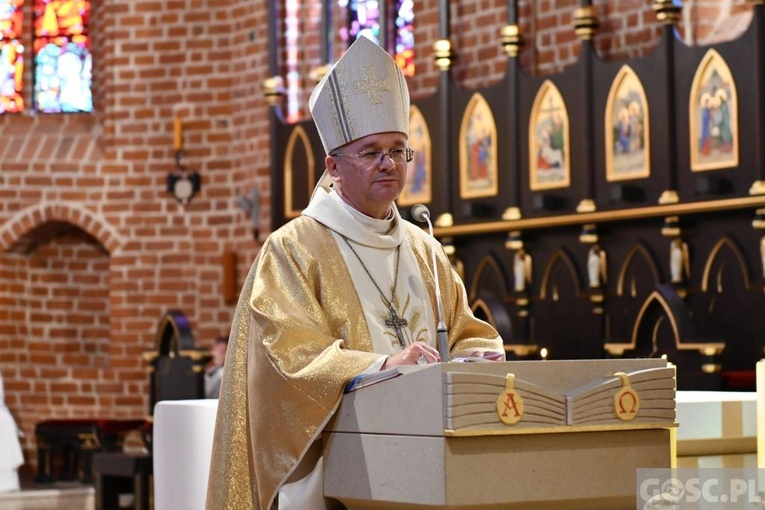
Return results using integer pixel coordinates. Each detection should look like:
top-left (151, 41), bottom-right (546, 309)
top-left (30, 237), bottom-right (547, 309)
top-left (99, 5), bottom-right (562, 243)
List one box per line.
top-left (354, 66), bottom-right (392, 105)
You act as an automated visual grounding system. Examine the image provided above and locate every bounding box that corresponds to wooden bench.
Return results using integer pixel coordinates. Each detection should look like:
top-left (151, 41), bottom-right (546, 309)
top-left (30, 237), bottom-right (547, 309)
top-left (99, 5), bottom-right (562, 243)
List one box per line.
top-left (34, 418), bottom-right (145, 484)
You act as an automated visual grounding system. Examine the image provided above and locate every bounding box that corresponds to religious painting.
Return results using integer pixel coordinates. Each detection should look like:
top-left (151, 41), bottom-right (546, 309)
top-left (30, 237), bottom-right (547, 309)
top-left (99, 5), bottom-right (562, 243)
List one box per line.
top-left (459, 92), bottom-right (498, 199)
top-left (397, 105), bottom-right (432, 206)
top-left (283, 125), bottom-right (315, 218)
top-left (605, 65), bottom-right (650, 181)
top-left (689, 49), bottom-right (739, 172)
top-left (529, 80), bottom-right (570, 190)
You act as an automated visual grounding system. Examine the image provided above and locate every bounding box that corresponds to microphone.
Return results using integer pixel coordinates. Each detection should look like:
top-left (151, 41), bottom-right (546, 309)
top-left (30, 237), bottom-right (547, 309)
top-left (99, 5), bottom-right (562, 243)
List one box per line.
top-left (411, 204), bottom-right (450, 363)
top-left (411, 204), bottom-right (429, 223)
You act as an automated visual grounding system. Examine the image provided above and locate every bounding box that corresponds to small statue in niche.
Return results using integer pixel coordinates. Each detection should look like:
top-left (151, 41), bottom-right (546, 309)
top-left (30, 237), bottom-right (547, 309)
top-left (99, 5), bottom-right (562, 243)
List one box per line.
top-left (587, 244), bottom-right (607, 289)
top-left (670, 237), bottom-right (690, 283)
top-left (443, 244), bottom-right (465, 281)
top-left (513, 247), bottom-right (533, 293)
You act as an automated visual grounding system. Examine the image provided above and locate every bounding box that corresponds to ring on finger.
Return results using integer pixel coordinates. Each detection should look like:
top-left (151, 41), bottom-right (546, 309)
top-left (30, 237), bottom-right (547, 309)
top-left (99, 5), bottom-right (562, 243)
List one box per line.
top-left (417, 354), bottom-right (427, 365)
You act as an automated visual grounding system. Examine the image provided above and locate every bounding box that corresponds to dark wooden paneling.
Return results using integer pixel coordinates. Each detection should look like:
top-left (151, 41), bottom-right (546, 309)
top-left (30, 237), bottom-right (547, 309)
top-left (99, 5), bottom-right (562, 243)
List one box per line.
top-left (268, 6), bottom-right (765, 390)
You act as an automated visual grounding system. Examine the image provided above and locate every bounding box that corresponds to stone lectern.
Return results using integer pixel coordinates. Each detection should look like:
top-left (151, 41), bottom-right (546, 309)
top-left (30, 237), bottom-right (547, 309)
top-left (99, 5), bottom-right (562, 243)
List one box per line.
top-left (324, 358), bottom-right (675, 510)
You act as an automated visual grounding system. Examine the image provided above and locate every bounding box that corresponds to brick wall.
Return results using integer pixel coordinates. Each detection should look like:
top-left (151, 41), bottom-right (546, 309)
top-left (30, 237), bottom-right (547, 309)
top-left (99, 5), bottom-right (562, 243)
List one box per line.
top-left (0, 0), bottom-right (753, 479)
top-left (0, 0), bottom-right (266, 478)
top-left (2, 235), bottom-right (112, 411)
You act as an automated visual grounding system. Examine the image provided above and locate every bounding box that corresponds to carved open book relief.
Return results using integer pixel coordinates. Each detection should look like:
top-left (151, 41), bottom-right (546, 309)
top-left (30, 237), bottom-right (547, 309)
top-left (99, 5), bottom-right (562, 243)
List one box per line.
top-left (444, 366), bottom-right (675, 433)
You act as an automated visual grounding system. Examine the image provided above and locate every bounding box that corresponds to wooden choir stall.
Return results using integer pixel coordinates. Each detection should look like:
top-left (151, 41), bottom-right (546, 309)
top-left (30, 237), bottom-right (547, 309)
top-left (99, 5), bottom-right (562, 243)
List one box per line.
top-left (266, 1), bottom-right (765, 393)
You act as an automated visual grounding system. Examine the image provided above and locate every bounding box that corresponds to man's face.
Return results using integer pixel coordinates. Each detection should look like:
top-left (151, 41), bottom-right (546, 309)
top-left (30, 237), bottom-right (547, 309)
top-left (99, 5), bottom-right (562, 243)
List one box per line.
top-left (326, 131), bottom-right (408, 219)
top-left (211, 342), bottom-right (227, 366)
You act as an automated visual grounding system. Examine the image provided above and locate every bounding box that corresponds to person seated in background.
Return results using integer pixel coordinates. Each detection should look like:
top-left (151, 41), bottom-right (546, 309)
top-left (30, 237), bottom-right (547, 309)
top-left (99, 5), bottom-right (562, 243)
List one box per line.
top-left (204, 336), bottom-right (228, 399)
top-left (0, 367), bottom-right (23, 492)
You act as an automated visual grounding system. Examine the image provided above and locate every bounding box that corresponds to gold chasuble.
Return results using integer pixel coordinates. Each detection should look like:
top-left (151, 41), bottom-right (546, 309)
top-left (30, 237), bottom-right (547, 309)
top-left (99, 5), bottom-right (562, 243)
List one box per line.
top-left (206, 189), bottom-right (502, 510)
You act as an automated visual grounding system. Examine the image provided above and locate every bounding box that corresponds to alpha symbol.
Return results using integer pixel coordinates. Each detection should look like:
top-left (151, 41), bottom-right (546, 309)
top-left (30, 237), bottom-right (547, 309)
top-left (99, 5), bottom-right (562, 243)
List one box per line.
top-left (496, 373), bottom-right (524, 425)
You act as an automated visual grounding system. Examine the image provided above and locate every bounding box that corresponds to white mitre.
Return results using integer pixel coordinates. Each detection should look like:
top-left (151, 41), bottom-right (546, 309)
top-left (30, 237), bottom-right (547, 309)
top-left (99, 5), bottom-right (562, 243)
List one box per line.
top-left (309, 35), bottom-right (410, 153)
top-left (308, 36), bottom-right (410, 193)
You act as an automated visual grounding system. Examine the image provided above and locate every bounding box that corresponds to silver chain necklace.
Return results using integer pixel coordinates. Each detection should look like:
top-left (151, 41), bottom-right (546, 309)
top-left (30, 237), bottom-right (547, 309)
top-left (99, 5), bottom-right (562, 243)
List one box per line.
top-left (340, 235), bottom-right (408, 349)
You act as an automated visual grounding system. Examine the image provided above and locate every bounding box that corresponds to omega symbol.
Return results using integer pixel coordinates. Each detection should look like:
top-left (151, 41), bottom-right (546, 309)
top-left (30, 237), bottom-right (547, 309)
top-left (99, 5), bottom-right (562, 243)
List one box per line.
top-left (613, 372), bottom-right (640, 421)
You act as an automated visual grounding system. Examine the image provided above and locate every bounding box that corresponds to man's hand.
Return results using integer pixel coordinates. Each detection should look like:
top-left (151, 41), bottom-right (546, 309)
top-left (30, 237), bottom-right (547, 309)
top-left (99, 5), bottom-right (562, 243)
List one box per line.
top-left (382, 341), bottom-right (441, 369)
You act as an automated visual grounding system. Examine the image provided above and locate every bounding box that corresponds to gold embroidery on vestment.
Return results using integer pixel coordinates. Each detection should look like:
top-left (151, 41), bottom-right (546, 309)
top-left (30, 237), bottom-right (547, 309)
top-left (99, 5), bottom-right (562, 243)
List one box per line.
top-left (354, 66), bottom-right (392, 105)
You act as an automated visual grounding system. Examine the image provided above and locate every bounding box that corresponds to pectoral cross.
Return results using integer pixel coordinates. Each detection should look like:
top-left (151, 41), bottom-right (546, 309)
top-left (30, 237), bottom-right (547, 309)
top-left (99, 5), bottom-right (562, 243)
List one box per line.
top-left (385, 307), bottom-right (408, 349)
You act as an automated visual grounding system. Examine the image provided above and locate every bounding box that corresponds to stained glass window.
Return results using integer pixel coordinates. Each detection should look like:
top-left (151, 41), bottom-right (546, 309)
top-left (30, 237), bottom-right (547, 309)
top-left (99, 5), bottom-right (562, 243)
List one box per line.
top-left (340, 0), bottom-right (382, 44)
top-left (338, 0), bottom-right (414, 77)
top-left (393, 0), bottom-right (414, 76)
top-left (33, 0), bottom-right (92, 113)
top-left (0, 0), bottom-right (25, 113)
top-left (284, 0), bottom-right (300, 123)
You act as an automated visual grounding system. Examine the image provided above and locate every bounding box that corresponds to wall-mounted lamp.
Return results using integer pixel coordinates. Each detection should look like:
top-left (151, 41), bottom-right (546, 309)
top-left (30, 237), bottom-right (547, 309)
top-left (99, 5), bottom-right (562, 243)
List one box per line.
top-left (167, 116), bottom-right (201, 206)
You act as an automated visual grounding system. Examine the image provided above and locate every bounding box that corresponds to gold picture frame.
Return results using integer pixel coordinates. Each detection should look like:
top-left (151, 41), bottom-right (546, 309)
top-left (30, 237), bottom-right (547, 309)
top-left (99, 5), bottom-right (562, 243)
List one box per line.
top-left (529, 80), bottom-right (570, 190)
top-left (398, 105), bottom-right (432, 206)
top-left (605, 65), bottom-right (650, 182)
top-left (459, 92), bottom-right (498, 199)
top-left (689, 48), bottom-right (739, 172)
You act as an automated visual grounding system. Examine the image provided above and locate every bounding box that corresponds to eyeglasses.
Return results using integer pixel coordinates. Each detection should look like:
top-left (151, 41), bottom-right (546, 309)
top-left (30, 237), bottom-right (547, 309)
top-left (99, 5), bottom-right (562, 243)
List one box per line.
top-left (330, 147), bottom-right (415, 166)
